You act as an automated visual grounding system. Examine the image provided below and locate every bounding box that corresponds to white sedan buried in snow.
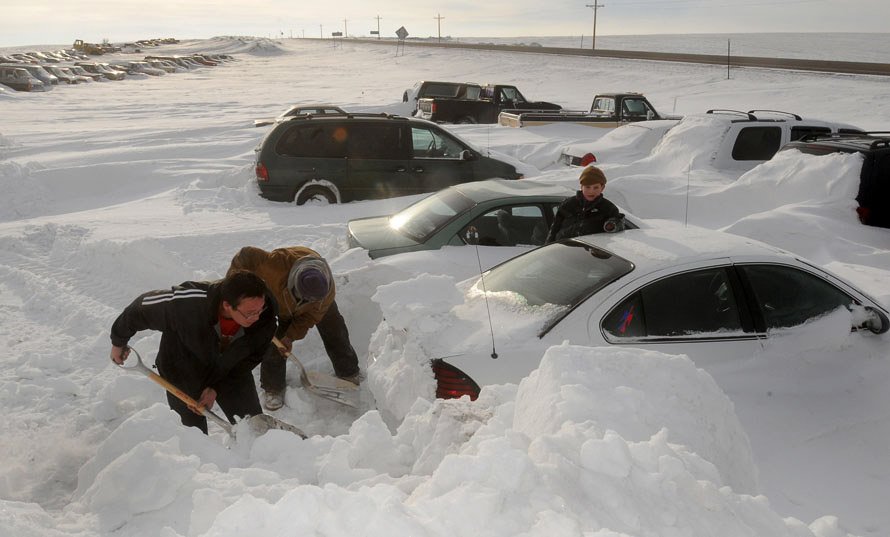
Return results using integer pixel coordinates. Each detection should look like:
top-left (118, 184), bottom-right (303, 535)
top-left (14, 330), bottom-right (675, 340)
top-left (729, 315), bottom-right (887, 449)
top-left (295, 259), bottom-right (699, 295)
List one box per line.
top-left (434, 227), bottom-right (889, 397)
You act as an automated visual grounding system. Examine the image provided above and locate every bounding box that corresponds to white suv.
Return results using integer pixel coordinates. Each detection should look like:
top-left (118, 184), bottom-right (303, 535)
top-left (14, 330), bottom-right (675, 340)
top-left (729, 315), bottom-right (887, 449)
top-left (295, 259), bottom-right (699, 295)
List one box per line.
top-left (561, 109), bottom-right (862, 172)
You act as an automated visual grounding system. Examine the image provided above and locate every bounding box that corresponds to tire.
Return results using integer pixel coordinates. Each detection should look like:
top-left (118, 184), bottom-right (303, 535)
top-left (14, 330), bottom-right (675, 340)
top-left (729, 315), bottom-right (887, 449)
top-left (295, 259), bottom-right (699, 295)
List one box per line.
top-left (295, 185), bottom-right (336, 206)
top-left (456, 116), bottom-right (477, 124)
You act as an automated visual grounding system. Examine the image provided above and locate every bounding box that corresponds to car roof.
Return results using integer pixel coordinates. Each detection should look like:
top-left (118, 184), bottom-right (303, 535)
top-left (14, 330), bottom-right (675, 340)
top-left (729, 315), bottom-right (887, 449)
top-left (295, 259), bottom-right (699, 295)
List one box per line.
top-left (452, 179), bottom-right (574, 202)
top-left (689, 109), bottom-right (861, 130)
top-left (784, 133), bottom-right (890, 154)
top-left (280, 112), bottom-right (409, 123)
top-left (572, 227), bottom-right (793, 272)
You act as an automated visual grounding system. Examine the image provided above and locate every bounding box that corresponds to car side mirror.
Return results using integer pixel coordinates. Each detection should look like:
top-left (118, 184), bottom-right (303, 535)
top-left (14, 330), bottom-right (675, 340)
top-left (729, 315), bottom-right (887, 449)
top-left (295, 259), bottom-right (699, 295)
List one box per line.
top-left (459, 150), bottom-right (477, 162)
top-left (864, 306), bottom-right (889, 334)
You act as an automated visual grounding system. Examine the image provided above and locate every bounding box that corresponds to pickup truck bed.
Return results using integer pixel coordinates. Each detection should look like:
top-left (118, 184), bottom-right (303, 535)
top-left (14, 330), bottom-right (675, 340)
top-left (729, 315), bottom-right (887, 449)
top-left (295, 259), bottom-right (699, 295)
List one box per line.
top-left (499, 93), bottom-right (676, 128)
top-left (499, 110), bottom-right (633, 128)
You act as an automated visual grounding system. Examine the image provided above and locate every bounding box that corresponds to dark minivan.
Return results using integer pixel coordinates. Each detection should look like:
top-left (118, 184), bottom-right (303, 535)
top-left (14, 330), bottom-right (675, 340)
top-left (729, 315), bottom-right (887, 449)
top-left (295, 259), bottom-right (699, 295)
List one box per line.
top-left (254, 113), bottom-right (523, 205)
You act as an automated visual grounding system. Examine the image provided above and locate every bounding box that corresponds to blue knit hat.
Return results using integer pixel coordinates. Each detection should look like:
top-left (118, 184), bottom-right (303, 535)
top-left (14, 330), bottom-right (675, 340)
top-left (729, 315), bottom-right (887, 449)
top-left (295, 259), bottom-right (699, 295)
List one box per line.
top-left (297, 267), bottom-right (328, 300)
top-left (288, 258), bottom-right (331, 302)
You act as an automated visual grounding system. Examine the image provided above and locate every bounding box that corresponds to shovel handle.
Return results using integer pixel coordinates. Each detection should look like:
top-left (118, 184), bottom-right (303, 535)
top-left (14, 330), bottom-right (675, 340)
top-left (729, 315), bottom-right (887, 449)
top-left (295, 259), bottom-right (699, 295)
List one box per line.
top-left (119, 347), bottom-right (233, 434)
top-left (273, 337), bottom-right (314, 388)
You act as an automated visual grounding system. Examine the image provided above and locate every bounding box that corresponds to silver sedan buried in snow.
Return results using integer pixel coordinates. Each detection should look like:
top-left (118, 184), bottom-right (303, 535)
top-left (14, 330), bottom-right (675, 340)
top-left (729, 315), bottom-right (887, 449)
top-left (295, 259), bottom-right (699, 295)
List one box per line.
top-left (347, 179), bottom-right (579, 259)
top-left (432, 227), bottom-right (889, 399)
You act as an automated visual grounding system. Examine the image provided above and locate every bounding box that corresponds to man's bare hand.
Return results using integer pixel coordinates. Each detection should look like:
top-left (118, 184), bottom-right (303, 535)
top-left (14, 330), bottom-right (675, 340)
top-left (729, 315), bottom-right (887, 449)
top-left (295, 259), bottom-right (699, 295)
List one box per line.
top-left (110, 345), bottom-right (130, 365)
top-left (188, 387), bottom-right (217, 415)
top-left (274, 336), bottom-right (293, 356)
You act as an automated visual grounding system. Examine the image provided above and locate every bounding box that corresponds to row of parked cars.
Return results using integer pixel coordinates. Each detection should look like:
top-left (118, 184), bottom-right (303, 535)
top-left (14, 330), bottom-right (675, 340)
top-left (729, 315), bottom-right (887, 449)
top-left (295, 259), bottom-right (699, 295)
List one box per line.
top-left (254, 94), bottom-right (887, 230)
top-left (0, 47), bottom-right (234, 92)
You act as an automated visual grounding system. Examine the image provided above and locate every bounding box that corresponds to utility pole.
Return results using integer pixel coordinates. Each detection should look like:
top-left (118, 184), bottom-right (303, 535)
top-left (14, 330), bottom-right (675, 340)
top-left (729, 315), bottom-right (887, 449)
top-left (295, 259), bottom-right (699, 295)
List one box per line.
top-left (434, 13), bottom-right (444, 42)
top-left (344, 18), bottom-right (348, 38)
top-left (375, 15), bottom-right (382, 39)
top-left (320, 25), bottom-right (323, 38)
top-left (585, 3), bottom-right (604, 51)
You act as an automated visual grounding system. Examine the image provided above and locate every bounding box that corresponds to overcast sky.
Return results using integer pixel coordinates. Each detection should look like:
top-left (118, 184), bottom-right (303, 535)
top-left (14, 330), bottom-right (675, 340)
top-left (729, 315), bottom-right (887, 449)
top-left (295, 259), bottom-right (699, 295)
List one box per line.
top-left (2, 0), bottom-right (888, 47)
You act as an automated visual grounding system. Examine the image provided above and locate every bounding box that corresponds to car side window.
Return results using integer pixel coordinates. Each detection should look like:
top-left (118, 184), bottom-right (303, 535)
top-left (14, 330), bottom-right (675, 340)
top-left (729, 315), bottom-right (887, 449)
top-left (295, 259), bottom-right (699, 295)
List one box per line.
top-left (276, 124), bottom-right (347, 158)
top-left (346, 124), bottom-right (406, 159)
top-left (603, 267), bottom-right (743, 340)
top-left (463, 205), bottom-right (548, 246)
top-left (790, 125), bottom-right (830, 141)
top-left (460, 208), bottom-right (509, 246)
top-left (738, 264), bottom-right (854, 330)
top-left (592, 97), bottom-right (615, 114)
top-left (731, 126), bottom-right (782, 160)
top-left (621, 98), bottom-right (651, 118)
top-left (411, 127), bottom-right (465, 159)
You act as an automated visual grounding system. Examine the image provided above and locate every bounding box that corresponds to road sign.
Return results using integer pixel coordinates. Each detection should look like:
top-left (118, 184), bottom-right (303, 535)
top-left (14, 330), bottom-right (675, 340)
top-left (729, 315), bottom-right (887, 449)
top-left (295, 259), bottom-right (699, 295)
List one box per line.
top-left (331, 31), bottom-right (343, 37)
top-left (396, 26), bottom-right (409, 40)
top-left (370, 30), bottom-right (379, 35)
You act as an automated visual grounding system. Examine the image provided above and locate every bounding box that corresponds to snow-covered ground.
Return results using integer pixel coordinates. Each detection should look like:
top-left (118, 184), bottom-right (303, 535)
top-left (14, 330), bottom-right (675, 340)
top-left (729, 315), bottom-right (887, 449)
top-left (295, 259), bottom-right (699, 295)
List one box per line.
top-left (1, 36), bottom-right (889, 537)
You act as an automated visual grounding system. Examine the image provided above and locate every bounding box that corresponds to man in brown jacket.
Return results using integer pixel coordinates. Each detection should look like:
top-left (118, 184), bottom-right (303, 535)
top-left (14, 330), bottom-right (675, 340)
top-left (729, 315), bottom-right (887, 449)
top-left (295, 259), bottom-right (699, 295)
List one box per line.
top-left (227, 246), bottom-right (360, 410)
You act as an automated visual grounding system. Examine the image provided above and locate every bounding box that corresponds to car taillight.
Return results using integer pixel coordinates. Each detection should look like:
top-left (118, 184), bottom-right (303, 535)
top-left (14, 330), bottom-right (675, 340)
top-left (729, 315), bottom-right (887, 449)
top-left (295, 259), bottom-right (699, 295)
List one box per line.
top-left (579, 153), bottom-right (597, 167)
top-left (255, 162), bottom-right (269, 182)
top-left (430, 102), bottom-right (437, 113)
top-left (432, 359), bottom-right (480, 400)
top-left (856, 206), bottom-right (870, 224)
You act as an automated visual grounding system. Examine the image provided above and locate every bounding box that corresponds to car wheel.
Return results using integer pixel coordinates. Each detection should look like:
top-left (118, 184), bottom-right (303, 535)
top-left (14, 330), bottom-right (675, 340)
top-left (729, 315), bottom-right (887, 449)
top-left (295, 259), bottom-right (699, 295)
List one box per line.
top-left (295, 185), bottom-right (336, 206)
top-left (456, 116), bottom-right (477, 124)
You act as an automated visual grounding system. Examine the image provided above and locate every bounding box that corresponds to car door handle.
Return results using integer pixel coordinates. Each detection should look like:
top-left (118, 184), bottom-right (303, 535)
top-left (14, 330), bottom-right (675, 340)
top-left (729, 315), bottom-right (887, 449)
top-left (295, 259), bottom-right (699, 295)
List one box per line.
top-left (395, 166), bottom-right (407, 172)
top-left (413, 166), bottom-right (425, 173)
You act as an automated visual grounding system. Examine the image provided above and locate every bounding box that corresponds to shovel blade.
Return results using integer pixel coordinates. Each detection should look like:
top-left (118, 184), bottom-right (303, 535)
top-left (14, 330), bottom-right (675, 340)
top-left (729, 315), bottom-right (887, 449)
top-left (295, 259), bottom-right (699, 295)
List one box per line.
top-left (245, 414), bottom-right (307, 439)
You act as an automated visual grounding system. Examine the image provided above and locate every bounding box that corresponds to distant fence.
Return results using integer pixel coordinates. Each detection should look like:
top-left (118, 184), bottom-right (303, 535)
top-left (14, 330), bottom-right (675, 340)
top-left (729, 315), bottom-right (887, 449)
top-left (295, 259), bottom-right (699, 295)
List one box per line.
top-left (306, 37), bottom-right (890, 77)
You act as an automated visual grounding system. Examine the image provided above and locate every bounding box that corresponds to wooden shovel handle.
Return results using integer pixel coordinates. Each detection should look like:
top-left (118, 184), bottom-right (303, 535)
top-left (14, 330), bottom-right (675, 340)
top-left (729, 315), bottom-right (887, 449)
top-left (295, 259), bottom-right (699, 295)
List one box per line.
top-left (121, 347), bottom-right (233, 434)
top-left (272, 336), bottom-right (288, 354)
top-left (144, 369), bottom-right (202, 409)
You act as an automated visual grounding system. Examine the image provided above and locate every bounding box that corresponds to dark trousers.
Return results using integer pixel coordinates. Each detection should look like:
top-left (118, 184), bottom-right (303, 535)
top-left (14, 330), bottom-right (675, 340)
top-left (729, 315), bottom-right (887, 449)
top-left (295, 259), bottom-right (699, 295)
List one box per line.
top-left (158, 361), bottom-right (262, 435)
top-left (260, 300), bottom-right (359, 393)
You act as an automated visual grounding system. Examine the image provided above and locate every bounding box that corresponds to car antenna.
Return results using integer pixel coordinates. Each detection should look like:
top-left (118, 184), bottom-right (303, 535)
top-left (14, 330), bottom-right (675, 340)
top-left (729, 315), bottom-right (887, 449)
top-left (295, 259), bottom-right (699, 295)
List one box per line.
top-left (470, 231), bottom-right (498, 359)
top-left (684, 160), bottom-right (691, 227)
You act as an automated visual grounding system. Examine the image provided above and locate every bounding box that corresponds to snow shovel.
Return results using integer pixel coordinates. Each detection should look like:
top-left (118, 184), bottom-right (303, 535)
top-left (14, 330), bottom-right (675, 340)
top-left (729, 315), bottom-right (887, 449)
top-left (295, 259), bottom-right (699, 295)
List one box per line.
top-left (272, 337), bottom-right (359, 409)
top-left (118, 347), bottom-right (306, 439)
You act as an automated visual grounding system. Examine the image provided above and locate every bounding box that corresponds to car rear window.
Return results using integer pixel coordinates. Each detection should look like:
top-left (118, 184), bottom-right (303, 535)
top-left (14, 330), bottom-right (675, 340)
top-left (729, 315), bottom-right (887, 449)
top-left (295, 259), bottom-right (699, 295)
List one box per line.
top-left (421, 83), bottom-right (468, 98)
top-left (480, 241), bottom-right (634, 309)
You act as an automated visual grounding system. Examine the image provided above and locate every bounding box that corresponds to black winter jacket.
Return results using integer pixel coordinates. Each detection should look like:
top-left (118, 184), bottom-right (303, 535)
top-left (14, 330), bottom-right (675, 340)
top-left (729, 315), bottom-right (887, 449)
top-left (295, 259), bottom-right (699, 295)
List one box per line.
top-left (110, 280), bottom-right (278, 395)
top-left (545, 192), bottom-right (624, 243)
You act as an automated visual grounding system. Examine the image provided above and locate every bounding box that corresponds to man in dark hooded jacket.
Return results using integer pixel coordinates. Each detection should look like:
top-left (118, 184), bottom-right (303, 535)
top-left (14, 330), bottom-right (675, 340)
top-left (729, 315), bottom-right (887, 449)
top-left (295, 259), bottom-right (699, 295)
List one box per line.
top-left (109, 270), bottom-right (277, 434)
top-left (545, 165), bottom-right (625, 243)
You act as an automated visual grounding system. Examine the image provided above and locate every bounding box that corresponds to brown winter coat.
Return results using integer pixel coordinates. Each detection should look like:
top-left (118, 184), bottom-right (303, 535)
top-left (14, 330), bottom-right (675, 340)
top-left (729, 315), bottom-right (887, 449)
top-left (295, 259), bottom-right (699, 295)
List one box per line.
top-left (227, 246), bottom-right (334, 342)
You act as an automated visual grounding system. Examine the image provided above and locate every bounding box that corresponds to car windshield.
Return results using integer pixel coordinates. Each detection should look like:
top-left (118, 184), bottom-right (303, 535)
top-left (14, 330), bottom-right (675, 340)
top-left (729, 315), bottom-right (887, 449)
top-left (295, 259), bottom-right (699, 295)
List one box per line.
top-left (389, 188), bottom-right (476, 241)
top-left (480, 241), bottom-right (634, 308)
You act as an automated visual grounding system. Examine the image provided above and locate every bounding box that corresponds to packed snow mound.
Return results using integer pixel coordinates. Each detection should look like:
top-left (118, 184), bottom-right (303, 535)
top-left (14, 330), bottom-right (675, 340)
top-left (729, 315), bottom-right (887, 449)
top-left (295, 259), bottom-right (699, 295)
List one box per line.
top-left (605, 149), bottom-right (865, 227)
top-left (514, 344), bottom-right (759, 493)
top-left (63, 340), bottom-right (799, 537)
top-left (366, 273), bottom-right (758, 493)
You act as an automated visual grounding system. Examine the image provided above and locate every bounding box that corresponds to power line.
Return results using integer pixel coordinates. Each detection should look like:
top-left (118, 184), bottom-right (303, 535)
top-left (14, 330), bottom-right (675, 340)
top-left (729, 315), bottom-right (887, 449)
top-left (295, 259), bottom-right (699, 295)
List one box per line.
top-left (609, 0), bottom-right (833, 7)
top-left (585, 3), bottom-right (605, 51)
top-left (434, 13), bottom-right (445, 42)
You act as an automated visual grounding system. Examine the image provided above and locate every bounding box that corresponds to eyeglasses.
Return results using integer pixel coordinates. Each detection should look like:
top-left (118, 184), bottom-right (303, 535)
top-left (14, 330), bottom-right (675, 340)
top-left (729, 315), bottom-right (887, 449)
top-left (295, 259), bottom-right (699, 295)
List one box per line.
top-left (234, 305), bottom-right (267, 320)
